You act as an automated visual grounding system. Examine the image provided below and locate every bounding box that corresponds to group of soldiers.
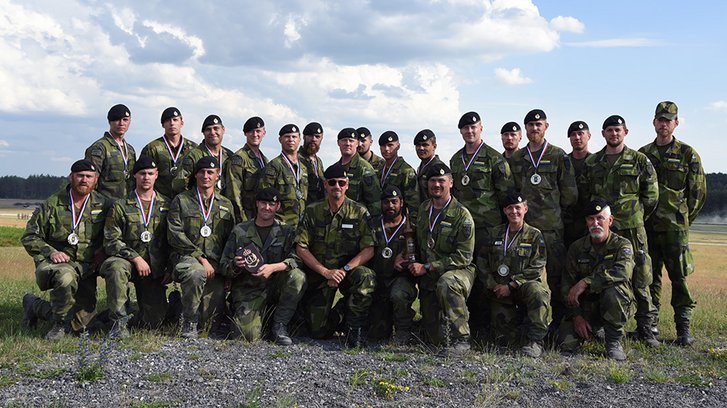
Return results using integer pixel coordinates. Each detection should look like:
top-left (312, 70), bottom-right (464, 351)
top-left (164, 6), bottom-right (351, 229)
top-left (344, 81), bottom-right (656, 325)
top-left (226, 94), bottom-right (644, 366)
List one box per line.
top-left (21, 100), bottom-right (706, 361)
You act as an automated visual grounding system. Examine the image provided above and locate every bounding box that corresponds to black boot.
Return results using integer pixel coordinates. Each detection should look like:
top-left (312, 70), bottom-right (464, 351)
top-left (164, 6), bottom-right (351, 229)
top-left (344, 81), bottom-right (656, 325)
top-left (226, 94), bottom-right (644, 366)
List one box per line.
top-left (272, 322), bottom-right (293, 346)
top-left (346, 327), bottom-right (366, 348)
top-left (676, 322), bottom-right (694, 346)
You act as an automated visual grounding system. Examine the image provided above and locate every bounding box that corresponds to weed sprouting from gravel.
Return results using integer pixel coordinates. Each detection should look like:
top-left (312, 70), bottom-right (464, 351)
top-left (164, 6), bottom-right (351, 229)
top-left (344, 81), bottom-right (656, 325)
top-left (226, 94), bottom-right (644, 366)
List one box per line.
top-left (607, 364), bottom-right (631, 384)
top-left (374, 377), bottom-right (410, 400)
top-left (76, 330), bottom-right (113, 384)
top-left (238, 386), bottom-right (262, 408)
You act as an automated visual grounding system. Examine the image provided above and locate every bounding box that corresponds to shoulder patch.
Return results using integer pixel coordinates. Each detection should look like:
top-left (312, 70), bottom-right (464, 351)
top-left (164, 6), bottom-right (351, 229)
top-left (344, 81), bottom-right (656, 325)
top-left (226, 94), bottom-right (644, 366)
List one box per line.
top-left (622, 247), bottom-right (632, 256)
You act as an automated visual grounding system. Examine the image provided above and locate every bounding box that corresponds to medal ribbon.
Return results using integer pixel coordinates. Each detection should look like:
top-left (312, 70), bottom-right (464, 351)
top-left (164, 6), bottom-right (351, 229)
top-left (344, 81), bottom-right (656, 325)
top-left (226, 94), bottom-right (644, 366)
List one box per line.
top-left (281, 153), bottom-right (301, 189)
top-left (196, 188), bottom-right (215, 226)
top-left (460, 141), bottom-right (486, 173)
top-left (526, 140), bottom-right (549, 173)
top-left (69, 190), bottom-right (91, 232)
top-left (114, 138), bottom-right (129, 172)
top-left (135, 191), bottom-right (156, 230)
top-left (428, 196), bottom-right (452, 235)
top-left (380, 157), bottom-right (399, 187)
top-left (503, 225), bottom-right (522, 257)
top-left (418, 156), bottom-right (435, 177)
top-left (162, 135), bottom-right (185, 166)
top-left (381, 215), bottom-right (407, 247)
top-left (204, 143), bottom-right (223, 176)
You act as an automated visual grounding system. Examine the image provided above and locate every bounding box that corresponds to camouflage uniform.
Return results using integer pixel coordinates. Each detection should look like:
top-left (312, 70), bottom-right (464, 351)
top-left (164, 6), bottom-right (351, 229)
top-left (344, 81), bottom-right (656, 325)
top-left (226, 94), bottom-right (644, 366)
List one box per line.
top-left (416, 155), bottom-right (444, 204)
top-left (171, 143), bottom-right (235, 198)
top-left (378, 157), bottom-right (419, 222)
top-left (99, 192), bottom-right (170, 328)
top-left (558, 232), bottom-right (635, 350)
top-left (584, 147), bottom-right (659, 330)
top-left (476, 223), bottom-right (550, 344)
top-left (563, 152), bottom-right (592, 249)
top-left (340, 155), bottom-right (382, 217)
top-left (85, 132), bottom-right (136, 200)
top-left (639, 138), bottom-right (706, 328)
top-left (219, 219), bottom-right (306, 341)
top-left (258, 154), bottom-right (309, 228)
top-left (139, 136), bottom-right (197, 199)
top-left (363, 152), bottom-right (386, 174)
top-left (167, 189), bottom-right (235, 328)
top-left (416, 197), bottom-right (475, 345)
top-left (502, 151), bottom-right (515, 169)
top-left (22, 187), bottom-right (111, 330)
top-left (299, 146), bottom-right (325, 203)
top-left (224, 144), bottom-right (269, 222)
top-left (297, 198), bottom-right (376, 338)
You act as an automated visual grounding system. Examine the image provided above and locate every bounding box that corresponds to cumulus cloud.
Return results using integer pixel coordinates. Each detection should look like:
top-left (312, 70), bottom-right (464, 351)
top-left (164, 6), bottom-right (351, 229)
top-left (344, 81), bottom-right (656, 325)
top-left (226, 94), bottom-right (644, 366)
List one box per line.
top-left (567, 38), bottom-right (658, 47)
top-left (494, 67), bottom-right (533, 85)
top-left (550, 16), bottom-right (584, 33)
top-left (710, 101), bottom-right (727, 112)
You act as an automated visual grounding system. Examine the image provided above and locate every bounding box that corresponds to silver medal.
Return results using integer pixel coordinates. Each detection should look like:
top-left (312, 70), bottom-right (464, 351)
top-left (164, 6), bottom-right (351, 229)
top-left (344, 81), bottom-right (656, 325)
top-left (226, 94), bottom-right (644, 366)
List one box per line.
top-left (200, 225), bottom-right (212, 237)
top-left (296, 189), bottom-right (303, 200)
top-left (140, 230), bottom-right (152, 243)
top-left (461, 174), bottom-right (470, 186)
top-left (530, 173), bottom-right (542, 185)
top-left (170, 166), bottom-right (178, 174)
top-left (217, 179), bottom-right (223, 190)
top-left (428, 237), bottom-right (435, 249)
top-left (497, 264), bottom-right (510, 277)
top-left (382, 247), bottom-right (393, 259)
top-left (67, 232), bottom-right (79, 246)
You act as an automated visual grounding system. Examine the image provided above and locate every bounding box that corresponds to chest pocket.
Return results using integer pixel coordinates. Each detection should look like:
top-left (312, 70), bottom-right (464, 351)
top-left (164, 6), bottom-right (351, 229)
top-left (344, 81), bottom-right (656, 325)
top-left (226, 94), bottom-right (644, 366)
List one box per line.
top-left (535, 162), bottom-right (557, 190)
top-left (265, 240), bottom-right (285, 262)
top-left (663, 159), bottom-right (687, 191)
top-left (341, 218), bottom-right (360, 241)
top-left (617, 164), bottom-right (639, 194)
top-left (469, 160), bottom-right (493, 191)
top-left (576, 256), bottom-right (592, 277)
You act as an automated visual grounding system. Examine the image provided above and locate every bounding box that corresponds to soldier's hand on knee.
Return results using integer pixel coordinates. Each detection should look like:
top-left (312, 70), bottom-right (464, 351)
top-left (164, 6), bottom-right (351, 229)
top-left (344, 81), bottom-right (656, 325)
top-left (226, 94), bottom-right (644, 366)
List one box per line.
top-left (567, 280), bottom-right (589, 307)
top-left (132, 256), bottom-right (151, 277)
top-left (493, 284), bottom-right (511, 299)
top-left (573, 315), bottom-right (592, 340)
top-left (408, 262), bottom-right (426, 277)
top-left (49, 251), bottom-right (70, 264)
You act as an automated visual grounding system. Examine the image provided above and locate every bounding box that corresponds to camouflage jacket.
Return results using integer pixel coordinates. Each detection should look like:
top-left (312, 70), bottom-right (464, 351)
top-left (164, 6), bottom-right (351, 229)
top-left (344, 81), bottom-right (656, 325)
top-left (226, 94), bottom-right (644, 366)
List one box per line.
top-left (416, 196), bottom-right (475, 274)
top-left (362, 151), bottom-right (386, 174)
top-left (639, 137), bottom-right (707, 231)
top-left (103, 191), bottom-right (170, 278)
top-left (167, 188), bottom-right (235, 266)
top-left (224, 144), bottom-right (269, 222)
top-left (22, 186), bottom-right (111, 267)
top-left (510, 141), bottom-right (578, 232)
top-left (368, 215), bottom-right (412, 280)
top-left (297, 198), bottom-right (374, 270)
top-left (450, 142), bottom-right (513, 229)
top-left (299, 147), bottom-right (325, 203)
top-left (85, 132), bottom-right (137, 200)
top-left (476, 222), bottom-right (546, 289)
top-left (378, 157), bottom-right (420, 223)
top-left (139, 136), bottom-right (198, 199)
top-left (584, 146), bottom-right (659, 230)
top-left (171, 143), bottom-right (234, 198)
top-left (562, 152), bottom-right (592, 228)
top-left (340, 154), bottom-right (382, 216)
top-left (416, 155), bottom-right (444, 204)
top-left (258, 153), bottom-right (309, 228)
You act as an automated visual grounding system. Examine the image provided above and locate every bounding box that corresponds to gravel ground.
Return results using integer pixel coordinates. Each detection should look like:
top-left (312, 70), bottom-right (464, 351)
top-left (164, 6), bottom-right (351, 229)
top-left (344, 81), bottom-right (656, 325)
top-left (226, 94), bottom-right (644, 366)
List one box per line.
top-left (1, 336), bottom-right (725, 408)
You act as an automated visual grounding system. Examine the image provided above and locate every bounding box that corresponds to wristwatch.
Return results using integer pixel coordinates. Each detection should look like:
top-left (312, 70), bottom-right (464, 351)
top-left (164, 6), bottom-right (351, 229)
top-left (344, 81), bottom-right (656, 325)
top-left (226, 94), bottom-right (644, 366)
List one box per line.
top-left (343, 264), bottom-right (352, 273)
top-left (424, 263), bottom-right (432, 272)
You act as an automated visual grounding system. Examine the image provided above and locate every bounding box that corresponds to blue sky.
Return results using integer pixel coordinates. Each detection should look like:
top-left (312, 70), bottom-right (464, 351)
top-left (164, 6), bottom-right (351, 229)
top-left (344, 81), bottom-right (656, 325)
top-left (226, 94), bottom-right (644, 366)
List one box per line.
top-left (0, 0), bottom-right (724, 177)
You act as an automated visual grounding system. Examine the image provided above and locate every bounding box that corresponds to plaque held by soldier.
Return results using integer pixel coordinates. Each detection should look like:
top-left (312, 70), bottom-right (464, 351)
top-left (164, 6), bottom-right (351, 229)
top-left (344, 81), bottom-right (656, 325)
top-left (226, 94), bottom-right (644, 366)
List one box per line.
top-left (403, 210), bottom-right (417, 265)
top-left (236, 243), bottom-right (264, 274)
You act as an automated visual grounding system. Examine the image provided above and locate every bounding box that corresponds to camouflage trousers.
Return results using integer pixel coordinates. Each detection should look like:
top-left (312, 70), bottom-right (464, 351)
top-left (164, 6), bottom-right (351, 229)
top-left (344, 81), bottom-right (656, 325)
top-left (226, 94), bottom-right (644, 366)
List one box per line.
top-left (419, 266), bottom-right (474, 345)
top-left (368, 275), bottom-right (418, 340)
top-left (301, 265), bottom-right (376, 338)
top-left (99, 256), bottom-right (168, 328)
top-left (34, 259), bottom-right (98, 330)
top-left (228, 267), bottom-right (307, 341)
top-left (647, 230), bottom-right (696, 326)
top-left (172, 255), bottom-right (225, 328)
top-left (488, 280), bottom-right (551, 344)
top-left (614, 226), bottom-right (655, 328)
top-left (557, 283), bottom-right (633, 351)
top-left (542, 230), bottom-right (567, 326)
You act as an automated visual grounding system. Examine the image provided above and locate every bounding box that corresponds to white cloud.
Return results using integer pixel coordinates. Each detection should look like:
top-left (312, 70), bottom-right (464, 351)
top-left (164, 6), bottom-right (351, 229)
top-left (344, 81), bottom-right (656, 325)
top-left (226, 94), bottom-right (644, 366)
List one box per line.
top-left (0, 140), bottom-right (9, 148)
top-left (567, 38), bottom-right (658, 47)
top-left (550, 16), bottom-right (584, 33)
top-left (710, 101), bottom-right (727, 112)
top-left (283, 15), bottom-right (303, 48)
top-left (494, 67), bottom-right (533, 85)
top-left (142, 20), bottom-right (206, 59)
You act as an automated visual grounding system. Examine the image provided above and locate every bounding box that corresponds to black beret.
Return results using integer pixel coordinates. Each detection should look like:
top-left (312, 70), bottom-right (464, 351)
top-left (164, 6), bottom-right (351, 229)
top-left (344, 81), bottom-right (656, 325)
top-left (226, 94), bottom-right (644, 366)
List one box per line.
top-left (279, 124), bottom-right (299, 136)
top-left (194, 156), bottom-right (220, 173)
top-left (243, 116), bottom-right (265, 133)
top-left (602, 115), bottom-right (626, 130)
top-left (71, 159), bottom-right (97, 173)
top-left (500, 122), bottom-right (521, 134)
top-left (458, 111), bottom-right (481, 129)
top-left (583, 198), bottom-right (610, 217)
top-left (414, 129), bottom-right (435, 144)
top-left (161, 107), bottom-right (181, 124)
top-left (133, 155), bottom-right (157, 174)
top-left (381, 185), bottom-right (403, 200)
top-left (655, 101), bottom-right (678, 120)
top-left (256, 187), bottom-right (280, 203)
top-left (201, 114), bottom-right (223, 132)
top-left (524, 109), bottom-right (546, 124)
top-left (426, 162), bottom-right (452, 179)
top-left (502, 190), bottom-right (525, 208)
top-left (378, 131), bottom-right (399, 145)
top-left (567, 121), bottom-right (589, 135)
top-left (107, 104), bottom-right (131, 121)
top-left (324, 163), bottom-right (348, 179)
top-left (303, 122), bottom-right (323, 135)
top-left (337, 127), bottom-right (358, 140)
top-left (356, 127), bottom-right (372, 140)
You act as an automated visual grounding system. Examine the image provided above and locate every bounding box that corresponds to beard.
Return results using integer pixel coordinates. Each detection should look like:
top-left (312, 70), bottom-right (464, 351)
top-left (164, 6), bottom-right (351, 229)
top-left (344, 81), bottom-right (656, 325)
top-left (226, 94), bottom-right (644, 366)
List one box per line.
top-left (589, 226), bottom-right (605, 240)
top-left (304, 142), bottom-right (320, 155)
top-left (383, 209), bottom-right (401, 222)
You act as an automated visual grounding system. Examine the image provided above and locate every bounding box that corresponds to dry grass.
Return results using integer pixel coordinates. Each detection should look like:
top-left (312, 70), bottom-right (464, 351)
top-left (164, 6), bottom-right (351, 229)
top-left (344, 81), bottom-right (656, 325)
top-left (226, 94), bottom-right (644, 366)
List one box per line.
top-left (0, 209), bottom-right (34, 228)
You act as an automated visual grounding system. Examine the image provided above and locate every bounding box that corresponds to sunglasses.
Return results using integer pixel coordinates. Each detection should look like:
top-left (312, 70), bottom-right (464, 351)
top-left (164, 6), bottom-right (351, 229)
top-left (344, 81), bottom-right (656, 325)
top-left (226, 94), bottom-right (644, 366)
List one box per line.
top-left (326, 179), bottom-right (347, 187)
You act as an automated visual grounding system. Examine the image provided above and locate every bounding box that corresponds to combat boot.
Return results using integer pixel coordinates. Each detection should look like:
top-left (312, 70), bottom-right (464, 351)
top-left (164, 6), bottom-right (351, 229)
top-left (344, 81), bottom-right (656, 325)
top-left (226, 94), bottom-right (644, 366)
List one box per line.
top-left (346, 327), bottom-right (366, 348)
top-left (521, 341), bottom-right (543, 358)
top-left (21, 293), bottom-right (39, 330)
top-left (392, 328), bottom-right (412, 346)
top-left (676, 323), bottom-right (694, 346)
top-left (180, 319), bottom-right (198, 339)
top-left (45, 322), bottom-right (67, 341)
top-left (272, 322), bottom-right (293, 346)
top-left (637, 324), bottom-right (661, 347)
top-left (606, 341), bottom-right (626, 361)
top-left (447, 337), bottom-right (471, 355)
top-left (109, 318), bottom-right (130, 340)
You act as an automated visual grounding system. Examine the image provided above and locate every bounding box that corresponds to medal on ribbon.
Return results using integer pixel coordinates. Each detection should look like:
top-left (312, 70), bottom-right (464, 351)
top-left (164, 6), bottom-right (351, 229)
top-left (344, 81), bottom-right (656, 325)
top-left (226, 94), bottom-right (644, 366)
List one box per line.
top-left (380, 215), bottom-right (406, 260)
top-left (114, 137), bottom-right (130, 178)
top-left (163, 135), bottom-right (185, 174)
top-left (135, 191), bottom-right (156, 243)
top-left (380, 157), bottom-right (399, 187)
top-left (427, 197), bottom-right (452, 251)
top-left (282, 153), bottom-right (303, 200)
top-left (197, 188), bottom-right (215, 238)
top-left (460, 141), bottom-right (485, 186)
top-left (499, 226), bottom-right (522, 276)
top-left (67, 190), bottom-right (90, 246)
top-left (526, 141), bottom-right (549, 185)
top-left (204, 143), bottom-right (223, 190)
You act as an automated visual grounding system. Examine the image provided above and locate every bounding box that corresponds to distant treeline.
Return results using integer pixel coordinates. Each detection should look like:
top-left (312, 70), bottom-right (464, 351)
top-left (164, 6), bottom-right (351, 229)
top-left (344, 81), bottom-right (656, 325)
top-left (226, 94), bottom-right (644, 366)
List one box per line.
top-left (703, 173), bottom-right (727, 217)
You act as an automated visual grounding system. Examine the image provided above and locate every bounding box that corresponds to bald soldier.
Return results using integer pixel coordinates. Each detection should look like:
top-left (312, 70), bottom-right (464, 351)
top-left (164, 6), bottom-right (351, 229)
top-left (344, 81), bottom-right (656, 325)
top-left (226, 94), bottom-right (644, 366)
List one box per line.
top-left (357, 127), bottom-right (386, 173)
top-left (563, 121), bottom-right (593, 249)
top-left (336, 127), bottom-right (382, 216)
top-left (500, 121), bottom-right (523, 168)
top-left (377, 131), bottom-right (419, 221)
top-left (225, 116), bottom-right (270, 221)
top-left (299, 122), bottom-right (326, 203)
top-left (413, 129), bottom-right (445, 204)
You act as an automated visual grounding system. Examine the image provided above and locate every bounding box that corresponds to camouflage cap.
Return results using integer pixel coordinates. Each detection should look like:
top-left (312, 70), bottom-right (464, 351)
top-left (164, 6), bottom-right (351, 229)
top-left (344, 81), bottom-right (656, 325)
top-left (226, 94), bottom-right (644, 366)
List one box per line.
top-left (655, 101), bottom-right (678, 120)
top-left (414, 129), bottom-right (435, 144)
top-left (107, 104), bottom-right (131, 121)
top-left (243, 116), bottom-right (265, 133)
top-left (583, 198), bottom-right (610, 217)
top-left (378, 131), bottom-right (399, 145)
top-left (160, 107), bottom-right (181, 124)
top-left (356, 127), bottom-right (372, 140)
top-left (303, 122), bottom-right (323, 135)
top-left (426, 162), bottom-right (452, 179)
top-left (458, 111), bottom-right (481, 129)
top-left (256, 187), bottom-right (280, 203)
top-left (567, 121), bottom-right (589, 135)
top-left (602, 115), bottom-right (626, 130)
top-left (501, 190), bottom-right (525, 208)
top-left (201, 114), bottom-right (223, 132)
top-left (194, 156), bottom-right (219, 173)
top-left (133, 155), bottom-right (157, 174)
top-left (71, 159), bottom-right (97, 173)
top-left (278, 123), bottom-right (299, 136)
top-left (500, 121), bottom-right (521, 134)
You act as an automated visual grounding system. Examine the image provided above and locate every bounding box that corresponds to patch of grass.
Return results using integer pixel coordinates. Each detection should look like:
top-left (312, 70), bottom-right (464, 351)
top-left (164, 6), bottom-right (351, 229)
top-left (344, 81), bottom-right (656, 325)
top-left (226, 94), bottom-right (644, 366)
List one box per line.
top-left (0, 226), bottom-right (23, 247)
top-left (349, 369), bottom-right (371, 386)
top-left (145, 373), bottom-right (173, 383)
top-left (675, 373), bottom-right (713, 387)
top-left (131, 401), bottom-right (178, 408)
top-left (343, 346), bottom-right (363, 355)
top-left (268, 350), bottom-right (289, 359)
top-left (422, 377), bottom-right (446, 387)
top-left (644, 369), bottom-right (670, 384)
top-left (0, 374), bottom-right (17, 388)
top-left (548, 379), bottom-right (574, 390)
top-left (375, 350), bottom-right (408, 362)
top-left (197, 368), bottom-right (216, 381)
top-left (29, 367), bottom-right (67, 379)
top-left (462, 368), bottom-right (477, 384)
top-left (374, 377), bottom-right (410, 400)
top-left (129, 351), bottom-right (143, 361)
top-left (606, 364), bottom-right (631, 384)
top-left (238, 386), bottom-right (262, 408)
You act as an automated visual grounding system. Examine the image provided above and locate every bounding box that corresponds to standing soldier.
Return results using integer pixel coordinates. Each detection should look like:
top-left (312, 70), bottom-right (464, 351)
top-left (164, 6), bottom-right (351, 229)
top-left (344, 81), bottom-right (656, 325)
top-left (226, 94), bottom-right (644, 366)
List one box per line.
top-left (21, 159), bottom-right (111, 340)
top-left (476, 191), bottom-right (550, 357)
top-left (377, 131), bottom-right (419, 221)
top-left (168, 157), bottom-right (235, 338)
top-left (510, 109), bottom-right (578, 333)
top-left (500, 121), bottom-right (522, 167)
top-left (220, 187), bottom-right (306, 345)
top-left (357, 127), bottom-right (385, 172)
top-left (300, 122), bottom-right (326, 203)
top-left (140, 107), bottom-right (197, 199)
top-left (85, 104), bottom-right (136, 200)
top-left (336, 128), bottom-right (382, 216)
top-left (584, 115), bottom-right (660, 347)
top-left (563, 121), bottom-right (593, 249)
top-left (225, 116), bottom-right (270, 222)
top-left (413, 129), bottom-right (444, 204)
top-left (258, 124), bottom-right (308, 228)
top-left (99, 156), bottom-right (170, 338)
top-left (558, 200), bottom-right (634, 361)
top-left (639, 101), bottom-right (706, 346)
top-left (296, 163), bottom-right (377, 348)
top-left (409, 163), bottom-right (475, 352)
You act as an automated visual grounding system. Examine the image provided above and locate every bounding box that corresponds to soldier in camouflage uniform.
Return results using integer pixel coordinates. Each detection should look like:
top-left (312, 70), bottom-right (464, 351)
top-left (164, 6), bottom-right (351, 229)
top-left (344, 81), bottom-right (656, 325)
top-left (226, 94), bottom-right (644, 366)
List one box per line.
top-left (377, 131), bottom-right (419, 222)
top-left (475, 191), bottom-right (550, 357)
top-left (367, 186), bottom-right (418, 343)
top-left (300, 122), bottom-right (326, 203)
top-left (258, 124), bottom-right (308, 228)
top-left (168, 156), bottom-right (235, 338)
top-left (357, 127), bottom-right (385, 173)
top-left (558, 199), bottom-right (634, 361)
top-left (584, 115), bottom-right (660, 347)
top-left (639, 101), bottom-right (707, 346)
top-left (139, 107), bottom-right (198, 199)
top-left (510, 109), bottom-right (578, 332)
top-left (219, 187), bottom-right (306, 345)
top-left (225, 116), bottom-right (270, 222)
top-left (410, 162), bottom-right (475, 352)
top-left (563, 121), bottom-right (592, 249)
top-left (21, 160), bottom-right (111, 340)
top-left (85, 104), bottom-right (136, 200)
top-left (500, 121), bottom-right (522, 167)
top-left (336, 128), bottom-right (382, 216)
top-left (413, 129), bottom-right (444, 204)
top-left (99, 156), bottom-right (170, 338)
top-left (296, 163), bottom-right (376, 348)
